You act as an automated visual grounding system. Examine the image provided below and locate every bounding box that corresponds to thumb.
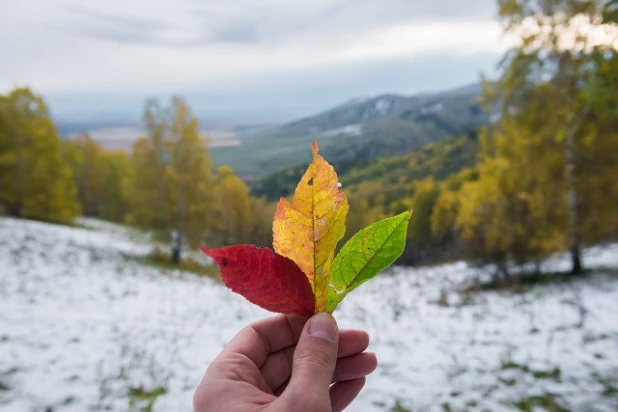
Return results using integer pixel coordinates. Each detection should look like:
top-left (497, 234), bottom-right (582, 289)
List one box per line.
top-left (284, 313), bottom-right (339, 410)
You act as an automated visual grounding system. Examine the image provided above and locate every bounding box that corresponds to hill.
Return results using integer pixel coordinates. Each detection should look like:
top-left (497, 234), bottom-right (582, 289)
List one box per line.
top-left (211, 83), bottom-right (486, 179)
top-left (252, 134), bottom-right (481, 202)
top-left (2, 216), bottom-right (618, 411)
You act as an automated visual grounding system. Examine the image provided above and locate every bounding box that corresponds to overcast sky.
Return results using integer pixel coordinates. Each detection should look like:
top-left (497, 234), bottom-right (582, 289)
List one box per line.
top-left (1, 0), bottom-right (505, 122)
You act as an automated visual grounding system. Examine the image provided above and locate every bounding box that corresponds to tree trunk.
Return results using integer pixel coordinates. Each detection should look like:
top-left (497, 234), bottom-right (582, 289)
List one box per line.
top-left (14, 125), bottom-right (25, 218)
top-left (10, 204), bottom-right (21, 217)
top-left (564, 108), bottom-right (587, 275)
top-left (565, 174), bottom-right (583, 275)
top-left (171, 231), bottom-right (182, 264)
top-left (171, 180), bottom-right (185, 265)
top-left (171, 244), bottom-right (181, 264)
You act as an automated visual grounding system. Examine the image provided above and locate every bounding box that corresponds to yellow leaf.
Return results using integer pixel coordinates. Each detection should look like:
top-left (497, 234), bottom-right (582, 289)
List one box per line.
top-left (273, 141), bottom-right (349, 312)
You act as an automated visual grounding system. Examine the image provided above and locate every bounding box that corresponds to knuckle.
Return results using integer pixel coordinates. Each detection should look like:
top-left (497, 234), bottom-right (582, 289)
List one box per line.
top-left (296, 348), bottom-right (333, 370)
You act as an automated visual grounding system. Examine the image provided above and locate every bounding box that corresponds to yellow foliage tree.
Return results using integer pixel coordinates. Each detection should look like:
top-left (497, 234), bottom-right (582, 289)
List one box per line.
top-left (127, 97), bottom-right (215, 263)
top-left (214, 165), bottom-right (252, 245)
top-left (489, 0), bottom-right (618, 273)
top-left (63, 133), bottom-right (107, 217)
top-left (0, 87), bottom-right (79, 223)
top-left (247, 196), bottom-right (276, 247)
top-left (100, 151), bottom-right (130, 222)
top-left (430, 189), bottom-right (460, 246)
top-left (408, 178), bottom-right (441, 249)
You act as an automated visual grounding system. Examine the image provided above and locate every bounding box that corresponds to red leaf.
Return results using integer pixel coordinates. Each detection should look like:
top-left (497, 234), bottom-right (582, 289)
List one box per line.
top-left (202, 245), bottom-right (315, 316)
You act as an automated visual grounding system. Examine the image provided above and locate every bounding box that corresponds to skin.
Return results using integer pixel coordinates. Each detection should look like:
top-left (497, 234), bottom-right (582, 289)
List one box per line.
top-left (193, 313), bottom-right (377, 412)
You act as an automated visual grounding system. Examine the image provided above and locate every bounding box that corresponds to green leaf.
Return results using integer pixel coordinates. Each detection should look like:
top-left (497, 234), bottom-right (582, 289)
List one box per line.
top-left (326, 210), bottom-right (412, 313)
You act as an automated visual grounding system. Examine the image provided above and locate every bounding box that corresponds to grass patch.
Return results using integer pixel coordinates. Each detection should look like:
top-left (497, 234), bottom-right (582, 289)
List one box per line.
top-left (465, 267), bottom-right (618, 293)
top-left (128, 386), bottom-right (167, 412)
top-left (390, 400), bottom-right (412, 412)
top-left (62, 396), bottom-right (76, 405)
top-left (594, 373), bottom-right (618, 398)
top-left (583, 332), bottom-right (610, 343)
top-left (122, 250), bottom-right (219, 279)
top-left (501, 361), bottom-right (561, 382)
top-left (602, 385), bottom-right (618, 398)
top-left (511, 394), bottom-right (570, 412)
top-left (66, 221), bottom-right (95, 230)
top-left (533, 367), bottom-right (561, 380)
top-left (501, 361), bottom-right (530, 372)
top-left (499, 377), bottom-right (518, 386)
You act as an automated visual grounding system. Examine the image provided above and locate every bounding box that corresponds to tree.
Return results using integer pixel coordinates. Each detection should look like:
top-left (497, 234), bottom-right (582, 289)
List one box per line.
top-left (100, 151), bottom-right (130, 222)
top-left (127, 96), bottom-right (215, 263)
top-left (247, 196), bottom-right (276, 247)
top-left (213, 165), bottom-right (252, 245)
top-left (408, 178), bottom-right (441, 250)
top-left (345, 197), bottom-right (372, 244)
top-left (126, 136), bottom-right (170, 231)
top-left (431, 189), bottom-right (460, 246)
top-left (63, 133), bottom-right (107, 217)
top-left (489, 0), bottom-right (618, 273)
top-left (456, 150), bottom-right (562, 276)
top-left (169, 98), bottom-right (216, 260)
top-left (0, 87), bottom-right (79, 223)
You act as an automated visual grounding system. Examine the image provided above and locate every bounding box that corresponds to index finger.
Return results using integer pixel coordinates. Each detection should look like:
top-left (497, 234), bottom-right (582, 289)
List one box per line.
top-left (219, 315), bottom-right (309, 367)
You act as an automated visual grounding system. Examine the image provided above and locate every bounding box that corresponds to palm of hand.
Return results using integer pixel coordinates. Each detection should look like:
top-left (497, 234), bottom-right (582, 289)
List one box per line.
top-left (193, 315), bottom-right (377, 412)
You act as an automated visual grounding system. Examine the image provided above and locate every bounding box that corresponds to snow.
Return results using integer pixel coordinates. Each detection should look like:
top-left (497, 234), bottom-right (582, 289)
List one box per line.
top-left (420, 102), bottom-right (444, 115)
top-left (322, 124), bottom-right (362, 138)
top-left (375, 98), bottom-right (392, 115)
top-left (1, 217), bottom-right (618, 411)
top-left (339, 96), bottom-right (371, 109)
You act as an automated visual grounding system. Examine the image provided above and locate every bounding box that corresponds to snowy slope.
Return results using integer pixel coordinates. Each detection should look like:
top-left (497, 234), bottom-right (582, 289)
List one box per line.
top-left (0, 217), bottom-right (617, 411)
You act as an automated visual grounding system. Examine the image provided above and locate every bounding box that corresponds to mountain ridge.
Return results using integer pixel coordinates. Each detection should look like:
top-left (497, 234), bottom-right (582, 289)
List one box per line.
top-left (212, 81), bottom-right (487, 178)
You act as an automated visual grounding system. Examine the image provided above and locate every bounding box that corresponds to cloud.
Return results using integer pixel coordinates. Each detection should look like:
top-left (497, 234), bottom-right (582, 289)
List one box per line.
top-left (59, 5), bottom-right (173, 44)
top-left (47, 51), bottom-right (500, 123)
top-left (0, 0), bottom-right (502, 118)
top-left (208, 22), bottom-right (260, 44)
top-left (60, 3), bottom-right (263, 46)
top-left (56, 0), bottom-right (498, 48)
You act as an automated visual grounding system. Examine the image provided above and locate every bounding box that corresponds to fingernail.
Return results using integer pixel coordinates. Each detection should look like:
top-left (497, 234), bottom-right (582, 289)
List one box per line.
top-left (308, 313), bottom-right (337, 342)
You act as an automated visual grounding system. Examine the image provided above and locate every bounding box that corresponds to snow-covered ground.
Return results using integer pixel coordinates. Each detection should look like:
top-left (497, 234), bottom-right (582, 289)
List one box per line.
top-left (1, 217), bottom-right (617, 412)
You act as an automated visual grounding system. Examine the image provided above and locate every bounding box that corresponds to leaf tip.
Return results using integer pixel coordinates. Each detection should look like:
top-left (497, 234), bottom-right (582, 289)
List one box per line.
top-left (311, 141), bottom-right (319, 157)
top-left (274, 197), bottom-right (289, 218)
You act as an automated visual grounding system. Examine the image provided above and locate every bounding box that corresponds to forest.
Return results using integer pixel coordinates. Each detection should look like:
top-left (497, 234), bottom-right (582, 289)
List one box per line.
top-left (1, 0), bottom-right (617, 276)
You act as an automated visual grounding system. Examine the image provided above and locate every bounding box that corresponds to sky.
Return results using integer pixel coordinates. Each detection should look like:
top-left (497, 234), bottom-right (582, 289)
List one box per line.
top-left (1, 0), bottom-right (505, 122)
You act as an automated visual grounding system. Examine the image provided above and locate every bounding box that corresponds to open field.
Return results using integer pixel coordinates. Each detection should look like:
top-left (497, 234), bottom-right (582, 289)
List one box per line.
top-left (1, 217), bottom-right (617, 411)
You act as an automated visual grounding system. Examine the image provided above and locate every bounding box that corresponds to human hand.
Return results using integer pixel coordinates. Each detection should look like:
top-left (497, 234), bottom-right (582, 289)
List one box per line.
top-left (193, 313), bottom-right (377, 412)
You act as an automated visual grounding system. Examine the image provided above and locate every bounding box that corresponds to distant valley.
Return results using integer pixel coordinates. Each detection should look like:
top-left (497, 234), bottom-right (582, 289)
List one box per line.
top-left (56, 122), bottom-right (269, 151)
top-left (55, 82), bottom-right (487, 179)
top-left (61, 127), bottom-right (242, 151)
